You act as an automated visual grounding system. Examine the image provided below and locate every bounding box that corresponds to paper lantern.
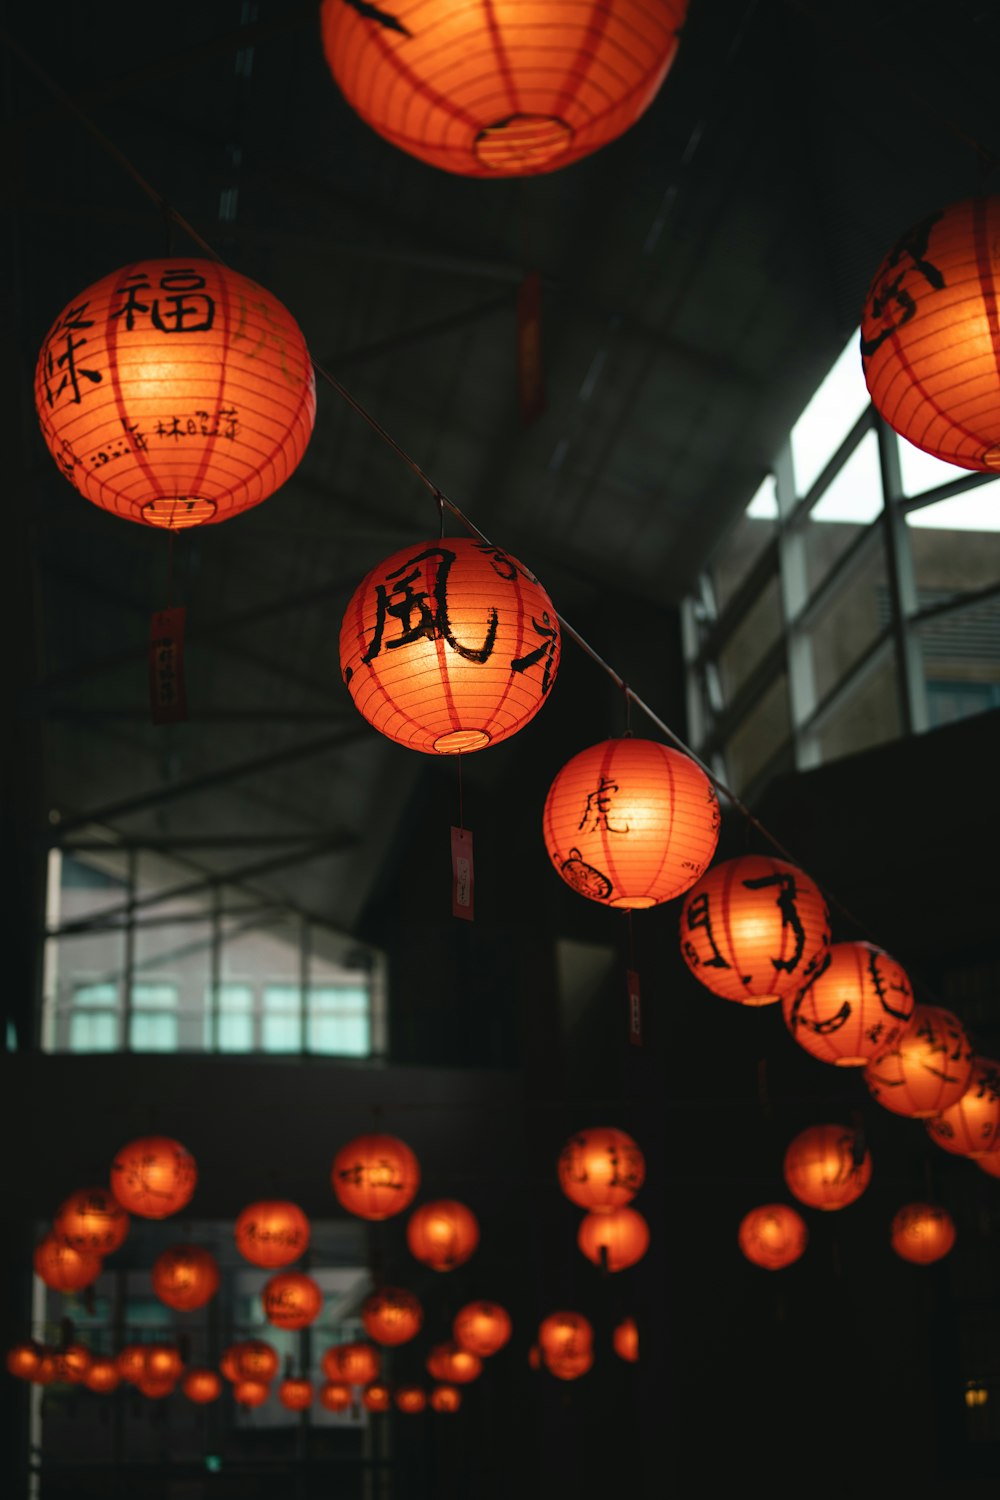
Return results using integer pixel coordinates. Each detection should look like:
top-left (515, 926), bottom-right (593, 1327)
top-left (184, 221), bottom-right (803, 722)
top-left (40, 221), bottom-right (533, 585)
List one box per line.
top-left (547, 1348), bottom-right (594, 1381)
top-left (927, 1058), bottom-right (1000, 1157)
top-left (262, 1271), bottom-right (323, 1330)
top-left (680, 856), bottom-right (830, 1007)
top-left (543, 738), bottom-right (720, 909)
top-left (144, 1344), bottom-right (184, 1384)
top-left (110, 1135), bottom-right (197, 1219)
top-left (320, 0), bottom-right (687, 178)
top-left (322, 1342), bottom-right (380, 1386)
top-left (35, 258), bottom-right (315, 528)
top-left (151, 1245), bottom-right (220, 1311)
top-left (320, 1381), bottom-right (352, 1412)
top-left (362, 1383), bottom-right (392, 1413)
top-left (117, 1345), bottom-right (148, 1384)
top-left (453, 1301), bottom-right (512, 1358)
top-left (783, 941), bottom-right (914, 1067)
top-left (234, 1200), bottom-right (310, 1268)
top-left (331, 1133), bottom-right (420, 1220)
top-left (341, 536), bottom-right (560, 755)
top-left (538, 1312), bottom-right (592, 1365)
top-left (557, 1126), bottom-right (644, 1213)
top-left (279, 1377), bottom-right (314, 1411)
top-left (396, 1385), bottom-right (428, 1414)
top-left (978, 1148), bottom-right (1000, 1180)
top-left (613, 1317), bottom-right (639, 1363)
top-left (407, 1200), bottom-right (480, 1271)
top-left (891, 1203), bottom-right (957, 1265)
top-left (362, 1287), bottom-right (423, 1346)
top-left (138, 1374), bottom-right (176, 1400)
top-left (234, 1378), bottom-right (270, 1409)
top-left (53, 1344), bottom-right (92, 1384)
top-left (431, 1384), bottom-right (462, 1413)
top-left (54, 1187), bottom-right (130, 1256)
top-left (32, 1353), bottom-right (58, 1387)
top-left (83, 1356), bottom-right (121, 1393)
top-left (182, 1368), bottom-right (222, 1404)
top-left (7, 1342), bottom-right (43, 1381)
top-left (234, 1339), bottom-right (279, 1383)
top-left (33, 1234), bottom-right (102, 1293)
top-left (738, 1203), bottom-right (809, 1271)
top-left (860, 197), bottom-right (1000, 471)
top-left (865, 1005), bottom-right (974, 1119)
top-left (426, 1341), bottom-right (483, 1385)
top-left (966, 1383), bottom-right (989, 1408)
top-left (578, 1206), bottom-right (649, 1272)
top-left (783, 1124), bottom-right (872, 1211)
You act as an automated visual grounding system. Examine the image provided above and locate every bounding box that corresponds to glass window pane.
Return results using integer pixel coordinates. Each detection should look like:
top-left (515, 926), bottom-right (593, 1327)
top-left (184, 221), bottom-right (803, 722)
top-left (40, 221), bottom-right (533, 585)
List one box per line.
top-left (262, 985), bottom-right (302, 1053)
top-left (791, 333), bottom-right (869, 496)
top-left (73, 982), bottom-right (118, 1008)
top-left (907, 486), bottom-right (1000, 609)
top-left (816, 653), bottom-right (901, 763)
top-left (717, 576), bottom-right (783, 701)
top-left (308, 1011), bottom-right (370, 1057)
top-left (723, 673), bottom-right (790, 793)
top-left (132, 982), bottom-right (178, 1009)
top-left (208, 982), bottom-right (255, 1052)
top-left (802, 430), bottom-right (883, 594)
top-left (919, 594), bottom-right (1000, 729)
top-left (806, 540), bottom-right (890, 703)
top-left (130, 1012), bottom-right (178, 1051)
top-left (69, 1011), bottom-right (118, 1052)
top-left (218, 1012), bottom-right (254, 1052)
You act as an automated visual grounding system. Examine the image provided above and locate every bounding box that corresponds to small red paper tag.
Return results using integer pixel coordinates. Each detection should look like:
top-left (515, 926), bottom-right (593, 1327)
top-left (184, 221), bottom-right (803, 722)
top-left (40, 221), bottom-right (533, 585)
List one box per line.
top-left (451, 826), bottom-right (474, 921)
top-left (149, 606), bottom-right (187, 725)
top-left (517, 270), bottom-right (546, 426)
top-left (626, 969), bottom-right (642, 1047)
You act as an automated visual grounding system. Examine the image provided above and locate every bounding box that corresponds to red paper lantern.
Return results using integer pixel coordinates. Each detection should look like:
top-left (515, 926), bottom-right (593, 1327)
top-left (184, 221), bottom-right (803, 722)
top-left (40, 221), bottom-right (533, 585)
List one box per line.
top-left (151, 1245), bottom-right (220, 1311)
top-left (426, 1341), bottom-right (483, 1385)
top-left (453, 1301), bottom-right (512, 1358)
top-left (865, 1005), bottom-right (974, 1119)
top-left (680, 856), bottom-right (830, 1007)
top-left (861, 197), bottom-right (1000, 471)
top-left (320, 0), bottom-right (687, 178)
top-left (431, 1384), bottom-right (462, 1413)
top-left (322, 1342), bottom-right (380, 1386)
top-left (977, 1148), bottom-right (1000, 1180)
top-left (117, 1345), bottom-right (148, 1384)
top-left (83, 1356), bottom-right (121, 1393)
top-left (54, 1187), bottom-right (130, 1256)
top-left (53, 1344), bottom-right (93, 1384)
top-left (234, 1378), bottom-right (270, 1409)
top-left (233, 1340), bottom-right (280, 1383)
top-left (612, 1317), bottom-right (639, 1363)
top-left (110, 1136), bottom-right (197, 1219)
top-left (362, 1383), bottom-right (392, 1413)
top-left (32, 1353), bottom-right (58, 1386)
top-left (279, 1377), bottom-right (314, 1411)
top-left (33, 1234), bottom-right (102, 1293)
top-left (557, 1126), bottom-right (645, 1213)
top-left (35, 258), bottom-right (315, 528)
top-left (182, 1368), bottom-right (222, 1404)
top-left (891, 1203), bottom-right (957, 1265)
top-left (262, 1271), bottom-right (323, 1330)
top-left (927, 1058), bottom-right (1000, 1157)
top-left (362, 1287), bottom-right (423, 1346)
top-left (783, 941), bottom-right (914, 1067)
top-left (7, 1342), bottom-right (43, 1381)
top-left (396, 1385), bottom-right (427, 1414)
top-left (538, 1312), bottom-right (593, 1365)
top-left (578, 1206), bottom-right (649, 1272)
top-left (783, 1124), bottom-right (872, 1211)
top-left (407, 1200), bottom-right (480, 1271)
top-left (138, 1374), bottom-right (176, 1400)
top-left (737, 1203), bottom-right (809, 1271)
top-left (331, 1133), bottom-right (420, 1221)
top-left (320, 1381), bottom-right (352, 1412)
top-left (234, 1200), bottom-right (310, 1268)
top-left (144, 1345), bottom-right (184, 1384)
top-left (547, 1348), bottom-right (594, 1381)
top-left (543, 738), bottom-right (720, 909)
top-left (340, 536), bottom-right (560, 755)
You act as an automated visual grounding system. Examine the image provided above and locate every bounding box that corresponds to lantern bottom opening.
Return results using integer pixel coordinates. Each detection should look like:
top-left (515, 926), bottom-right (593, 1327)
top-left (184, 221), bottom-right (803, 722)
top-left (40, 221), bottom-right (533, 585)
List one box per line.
top-left (142, 497), bottom-right (217, 529)
top-left (474, 114), bottom-right (573, 173)
top-left (433, 729), bottom-right (490, 753)
top-left (609, 896), bottom-right (656, 910)
top-left (833, 1056), bottom-right (870, 1067)
top-left (982, 445), bottom-right (1000, 468)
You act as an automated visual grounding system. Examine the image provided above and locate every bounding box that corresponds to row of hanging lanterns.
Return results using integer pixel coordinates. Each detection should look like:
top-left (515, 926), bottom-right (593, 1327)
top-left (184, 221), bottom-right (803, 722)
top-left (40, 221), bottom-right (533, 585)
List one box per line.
top-left (737, 1199), bottom-right (958, 1271)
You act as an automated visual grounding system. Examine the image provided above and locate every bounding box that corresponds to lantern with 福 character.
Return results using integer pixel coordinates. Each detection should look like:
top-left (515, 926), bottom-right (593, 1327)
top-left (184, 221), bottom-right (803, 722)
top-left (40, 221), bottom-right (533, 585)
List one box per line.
top-left (557, 1126), bottom-right (644, 1213)
top-left (783, 942), bottom-right (914, 1067)
top-left (783, 1124), bottom-right (872, 1211)
top-left (927, 1058), bottom-right (1000, 1157)
top-left (151, 1245), bottom-right (220, 1311)
top-left (362, 1383), bottom-right (392, 1412)
top-left (35, 259), bottom-right (315, 529)
top-left (362, 1287), bottom-right (423, 1346)
top-left (340, 537), bottom-right (560, 755)
top-left (331, 1133), bottom-right (420, 1221)
top-left (738, 1203), bottom-right (809, 1270)
top-left (453, 1301), bottom-right (512, 1358)
top-left (865, 1005), bottom-right (974, 1118)
top-left (33, 1234), bottom-right (102, 1293)
top-left (262, 1271), bottom-right (323, 1330)
top-left (182, 1368), bottom-right (222, 1404)
top-left (322, 1342), bottom-right (380, 1386)
top-left (407, 1200), bottom-right (480, 1271)
top-left (234, 1200), bottom-right (310, 1268)
top-left (426, 1342), bottom-right (483, 1385)
top-left (279, 1377), bottom-right (313, 1410)
top-left (54, 1187), bottom-right (129, 1256)
top-left (578, 1206), bottom-right (649, 1272)
top-left (890, 1203), bottom-right (957, 1265)
top-left (110, 1135), bottom-right (197, 1219)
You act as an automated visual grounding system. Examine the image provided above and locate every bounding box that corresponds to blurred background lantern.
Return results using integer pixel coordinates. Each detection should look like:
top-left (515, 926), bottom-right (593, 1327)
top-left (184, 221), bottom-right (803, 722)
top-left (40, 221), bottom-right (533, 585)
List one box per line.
top-left (680, 855), bottom-right (830, 1006)
top-left (6, 1342), bottom-right (43, 1381)
top-left (362, 1383), bottom-right (391, 1413)
top-left (234, 1340), bottom-right (279, 1383)
top-left (543, 738), bottom-right (719, 908)
top-left (927, 1058), bottom-right (1000, 1157)
top-left (33, 1234), bottom-right (102, 1293)
top-left (319, 1381), bottom-right (352, 1412)
top-left (331, 1133), bottom-right (420, 1220)
top-left (262, 1271), bottom-right (323, 1330)
top-left (783, 942), bottom-right (914, 1066)
top-left (117, 1345), bottom-right (148, 1384)
top-left (322, 1343), bottom-right (380, 1386)
top-left (35, 258), bottom-right (315, 529)
top-left (234, 1200), bottom-right (310, 1268)
top-left (234, 1378), bottom-right (270, 1409)
top-left (83, 1356), bottom-right (121, 1393)
top-left (219, 1345), bottom-right (242, 1383)
top-left (395, 1385), bottom-right (427, 1414)
top-left (54, 1187), bottom-right (129, 1256)
top-left (182, 1368), bottom-right (222, 1404)
top-left (430, 1384), bottom-right (462, 1413)
top-left (32, 1353), bottom-right (58, 1387)
top-left (319, 0), bottom-right (687, 179)
top-left (53, 1344), bottom-right (92, 1384)
top-left (362, 1287), bottom-right (423, 1346)
top-left (425, 1342), bottom-right (483, 1385)
top-left (138, 1374), bottom-right (176, 1400)
top-left (546, 1347), bottom-right (594, 1380)
top-left (538, 1312), bottom-right (592, 1365)
top-left (110, 1136), bottom-right (197, 1219)
top-left (738, 1203), bottom-right (809, 1270)
top-left (578, 1206), bottom-right (649, 1272)
top-left (407, 1200), bottom-right (480, 1271)
top-left (860, 197), bottom-right (1000, 471)
top-left (340, 536), bottom-right (560, 755)
top-left (783, 1124), bottom-right (872, 1211)
top-left (144, 1344), bottom-right (184, 1384)
top-left (613, 1317), bottom-right (639, 1363)
top-left (865, 1005), bottom-right (974, 1118)
top-left (891, 1203), bottom-right (957, 1265)
top-left (557, 1126), bottom-right (645, 1212)
top-left (966, 1383), bottom-right (989, 1409)
top-left (279, 1377), bottom-right (314, 1410)
top-left (453, 1301), bottom-right (512, 1357)
top-left (151, 1245), bottom-right (220, 1311)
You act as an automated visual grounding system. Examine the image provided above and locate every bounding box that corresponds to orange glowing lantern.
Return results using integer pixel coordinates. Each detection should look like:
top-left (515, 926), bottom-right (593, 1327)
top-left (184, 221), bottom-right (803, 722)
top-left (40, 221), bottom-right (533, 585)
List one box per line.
top-left (117, 1345), bottom-right (148, 1384)
top-left (453, 1301), bottom-right (512, 1358)
top-left (738, 1203), bottom-right (809, 1270)
top-left (543, 738), bottom-right (719, 909)
top-left (865, 1005), bottom-right (974, 1119)
top-left (407, 1200), bottom-right (480, 1271)
top-left (322, 1342), bottom-right (380, 1386)
top-left (558, 1126), bottom-right (645, 1213)
top-left (547, 1348), bottom-right (594, 1380)
top-left (783, 1124), bottom-right (872, 1211)
top-left (53, 1344), bottom-right (93, 1383)
top-left (578, 1207), bottom-right (649, 1272)
top-left (279, 1377), bottom-right (314, 1411)
top-left (783, 941), bottom-right (914, 1067)
top-left (234, 1378), bottom-right (270, 1409)
top-left (262, 1271), bottom-right (323, 1330)
top-left (680, 855), bottom-right (830, 1006)
top-left (362, 1383), bottom-right (392, 1412)
top-left (978, 1148), bottom-right (1000, 1180)
top-left (331, 1133), bottom-right (420, 1221)
top-left (340, 537), bottom-right (560, 755)
top-left (151, 1245), bottom-right (220, 1311)
top-left (144, 1345), bottom-right (184, 1384)
top-left (182, 1368), bottom-right (222, 1404)
top-left (431, 1383), bottom-right (462, 1413)
top-left (110, 1135), bottom-right (197, 1219)
top-left (927, 1058), bottom-right (1000, 1157)
top-left (362, 1287), bottom-right (423, 1346)
top-left (320, 1381), bottom-right (352, 1412)
top-left (138, 1374), bottom-right (176, 1399)
top-left (891, 1203), bottom-right (957, 1265)
top-left (234, 1200), bottom-right (310, 1268)
top-left (54, 1187), bottom-right (130, 1256)
top-left (83, 1356), bottom-right (121, 1393)
top-left (320, 0), bottom-right (687, 179)
top-left (33, 1234), bottom-right (102, 1293)
top-left (538, 1312), bottom-right (592, 1365)
top-left (861, 197), bottom-right (1000, 471)
top-left (426, 1342), bottom-right (483, 1385)
top-left (33, 1353), bottom-right (58, 1386)
top-left (396, 1385), bottom-right (427, 1414)
top-left (7, 1342), bottom-right (43, 1381)
top-left (35, 259), bottom-right (315, 529)
top-left (234, 1340), bottom-right (280, 1384)
top-left (613, 1317), bottom-right (639, 1363)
